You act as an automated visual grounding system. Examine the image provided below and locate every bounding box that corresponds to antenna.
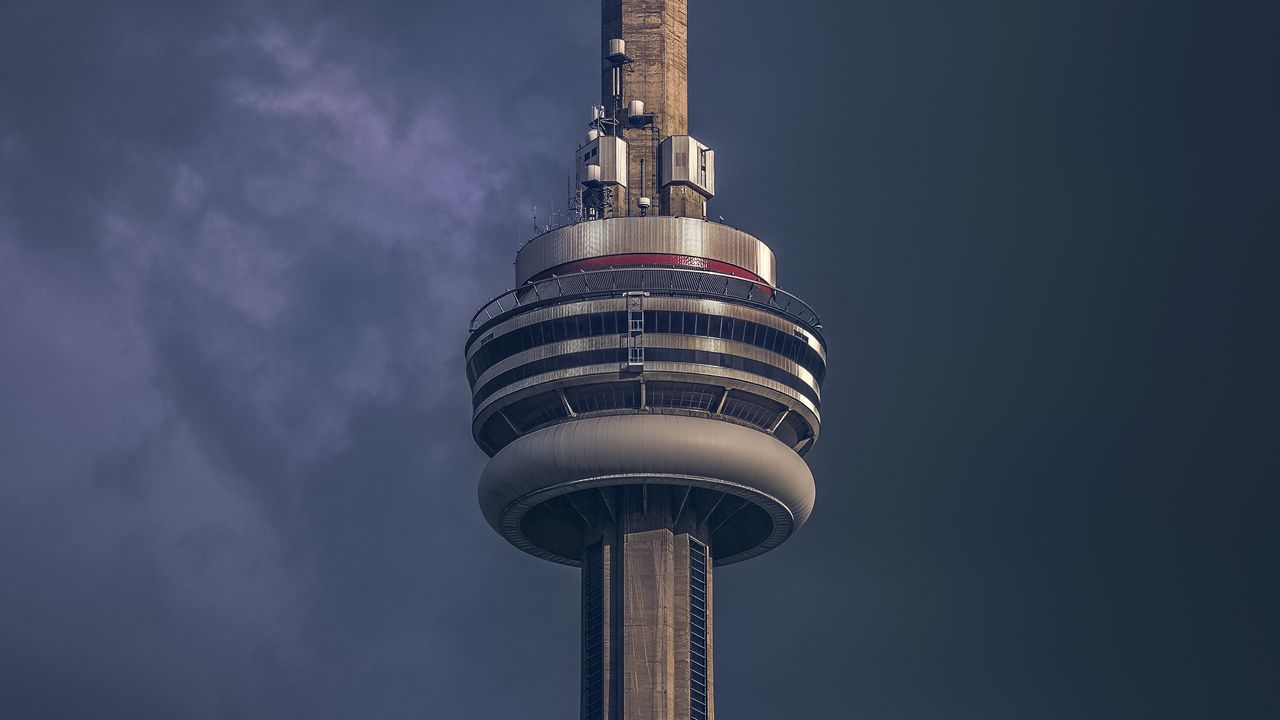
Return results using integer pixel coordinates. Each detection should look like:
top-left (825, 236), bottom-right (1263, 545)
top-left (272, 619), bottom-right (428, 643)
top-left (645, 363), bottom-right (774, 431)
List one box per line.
top-left (568, 171), bottom-right (576, 224)
top-left (639, 157), bottom-right (649, 216)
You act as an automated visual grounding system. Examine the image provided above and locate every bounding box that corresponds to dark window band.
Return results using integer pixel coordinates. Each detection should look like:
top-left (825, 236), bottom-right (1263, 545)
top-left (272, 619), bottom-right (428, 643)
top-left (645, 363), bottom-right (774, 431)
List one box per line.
top-left (472, 346), bottom-right (820, 408)
top-left (468, 309), bottom-right (826, 387)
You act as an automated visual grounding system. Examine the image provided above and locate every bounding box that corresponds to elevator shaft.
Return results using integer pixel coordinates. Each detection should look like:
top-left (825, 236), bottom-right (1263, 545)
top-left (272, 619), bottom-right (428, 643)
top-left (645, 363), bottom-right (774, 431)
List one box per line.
top-left (581, 486), bottom-right (714, 720)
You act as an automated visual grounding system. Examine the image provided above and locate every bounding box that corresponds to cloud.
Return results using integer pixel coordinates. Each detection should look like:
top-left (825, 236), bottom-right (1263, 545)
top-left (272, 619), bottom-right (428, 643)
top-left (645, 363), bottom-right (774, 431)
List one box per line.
top-left (4, 1), bottom-right (1278, 718)
top-left (0, 2), bottom-right (588, 716)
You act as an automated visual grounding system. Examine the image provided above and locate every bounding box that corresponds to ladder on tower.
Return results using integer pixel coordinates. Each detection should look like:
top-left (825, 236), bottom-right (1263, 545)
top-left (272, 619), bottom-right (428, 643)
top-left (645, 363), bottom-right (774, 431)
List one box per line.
top-left (622, 292), bottom-right (647, 372)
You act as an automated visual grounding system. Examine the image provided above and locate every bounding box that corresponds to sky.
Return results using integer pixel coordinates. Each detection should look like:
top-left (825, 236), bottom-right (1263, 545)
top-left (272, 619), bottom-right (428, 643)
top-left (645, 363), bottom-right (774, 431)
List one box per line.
top-left (0, 0), bottom-right (1277, 718)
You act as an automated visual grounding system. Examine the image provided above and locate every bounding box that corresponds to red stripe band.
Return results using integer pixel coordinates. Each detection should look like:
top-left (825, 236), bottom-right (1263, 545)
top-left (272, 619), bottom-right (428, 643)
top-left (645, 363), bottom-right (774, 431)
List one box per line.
top-left (531, 253), bottom-right (769, 285)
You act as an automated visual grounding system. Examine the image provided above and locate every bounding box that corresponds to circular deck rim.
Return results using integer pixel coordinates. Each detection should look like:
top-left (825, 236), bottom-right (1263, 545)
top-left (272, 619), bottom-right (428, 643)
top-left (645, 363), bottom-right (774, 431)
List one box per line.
top-left (469, 266), bottom-right (823, 336)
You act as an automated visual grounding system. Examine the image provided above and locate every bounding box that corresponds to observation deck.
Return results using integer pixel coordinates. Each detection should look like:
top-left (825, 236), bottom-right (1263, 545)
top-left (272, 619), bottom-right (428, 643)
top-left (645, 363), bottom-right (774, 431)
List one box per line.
top-left (465, 217), bottom-right (827, 566)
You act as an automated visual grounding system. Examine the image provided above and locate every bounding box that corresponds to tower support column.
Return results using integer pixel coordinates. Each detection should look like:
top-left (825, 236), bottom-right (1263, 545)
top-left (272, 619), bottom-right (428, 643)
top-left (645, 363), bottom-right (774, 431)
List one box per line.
top-left (582, 486), bottom-right (714, 720)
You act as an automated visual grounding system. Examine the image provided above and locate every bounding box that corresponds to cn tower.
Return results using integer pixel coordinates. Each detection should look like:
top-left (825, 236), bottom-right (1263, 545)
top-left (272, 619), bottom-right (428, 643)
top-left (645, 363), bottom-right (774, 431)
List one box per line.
top-left (465, 2), bottom-right (826, 718)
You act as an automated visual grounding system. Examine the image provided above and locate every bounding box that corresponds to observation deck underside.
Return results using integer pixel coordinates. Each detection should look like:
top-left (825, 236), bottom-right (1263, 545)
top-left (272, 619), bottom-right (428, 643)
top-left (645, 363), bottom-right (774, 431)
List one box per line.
top-left (478, 414), bottom-right (815, 566)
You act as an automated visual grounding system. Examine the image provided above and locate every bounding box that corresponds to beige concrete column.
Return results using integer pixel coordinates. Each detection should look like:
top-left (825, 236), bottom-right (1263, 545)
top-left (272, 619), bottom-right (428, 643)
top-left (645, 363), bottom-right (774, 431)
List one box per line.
top-left (622, 528), bottom-right (677, 719)
top-left (602, 0), bottom-right (697, 217)
top-left (673, 533), bottom-right (693, 720)
top-left (581, 485), bottom-right (714, 720)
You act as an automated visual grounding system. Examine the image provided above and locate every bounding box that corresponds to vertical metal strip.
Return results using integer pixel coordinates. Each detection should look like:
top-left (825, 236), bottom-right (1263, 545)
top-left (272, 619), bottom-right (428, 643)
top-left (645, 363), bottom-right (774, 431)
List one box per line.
top-left (583, 542), bottom-right (605, 720)
top-left (688, 538), bottom-right (710, 720)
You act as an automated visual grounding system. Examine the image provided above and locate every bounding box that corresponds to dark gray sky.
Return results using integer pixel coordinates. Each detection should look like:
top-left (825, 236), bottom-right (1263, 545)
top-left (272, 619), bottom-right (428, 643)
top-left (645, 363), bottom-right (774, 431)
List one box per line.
top-left (1, 1), bottom-right (1277, 718)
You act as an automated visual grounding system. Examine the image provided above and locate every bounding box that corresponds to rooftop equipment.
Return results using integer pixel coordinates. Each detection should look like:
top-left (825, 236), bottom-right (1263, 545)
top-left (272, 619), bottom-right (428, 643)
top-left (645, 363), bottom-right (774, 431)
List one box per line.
top-left (659, 135), bottom-right (716, 198)
top-left (576, 134), bottom-right (628, 187)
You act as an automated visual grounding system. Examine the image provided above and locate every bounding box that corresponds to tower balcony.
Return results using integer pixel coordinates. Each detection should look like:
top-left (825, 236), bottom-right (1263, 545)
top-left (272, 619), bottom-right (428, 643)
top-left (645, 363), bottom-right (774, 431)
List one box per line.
top-left (464, 219), bottom-right (828, 566)
top-left (466, 265), bottom-right (826, 458)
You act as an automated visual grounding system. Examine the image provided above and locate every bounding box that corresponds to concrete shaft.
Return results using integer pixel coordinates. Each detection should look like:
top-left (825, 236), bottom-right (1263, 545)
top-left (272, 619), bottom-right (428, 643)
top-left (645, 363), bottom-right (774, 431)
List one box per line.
top-left (603, 0), bottom-right (688, 135)
top-left (602, 0), bottom-right (704, 218)
top-left (581, 487), bottom-right (713, 720)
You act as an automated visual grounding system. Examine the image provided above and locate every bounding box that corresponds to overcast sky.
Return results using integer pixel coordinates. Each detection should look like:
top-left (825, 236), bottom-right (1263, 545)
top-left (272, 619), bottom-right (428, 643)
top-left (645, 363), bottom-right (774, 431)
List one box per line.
top-left (1, 1), bottom-right (1277, 718)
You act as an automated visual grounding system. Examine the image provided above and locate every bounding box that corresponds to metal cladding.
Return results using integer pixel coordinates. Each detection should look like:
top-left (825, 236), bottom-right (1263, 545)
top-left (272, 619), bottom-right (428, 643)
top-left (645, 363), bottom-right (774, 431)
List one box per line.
top-left (466, 2), bottom-right (828, 718)
top-left (465, 283), bottom-right (826, 462)
top-left (577, 134), bottom-right (629, 188)
top-left (659, 135), bottom-right (715, 198)
top-left (515, 216), bottom-right (775, 286)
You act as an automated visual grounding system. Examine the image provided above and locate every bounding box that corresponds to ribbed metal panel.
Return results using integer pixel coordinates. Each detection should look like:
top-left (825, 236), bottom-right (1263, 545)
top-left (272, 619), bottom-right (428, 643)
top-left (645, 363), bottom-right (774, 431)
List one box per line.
top-left (467, 296), bottom-right (827, 364)
top-left (473, 359), bottom-right (819, 428)
top-left (471, 333), bottom-right (821, 400)
top-left (515, 217), bottom-right (776, 286)
top-left (471, 267), bottom-right (821, 333)
top-left (471, 370), bottom-right (822, 457)
top-left (582, 542), bottom-right (605, 720)
top-left (688, 537), bottom-right (709, 720)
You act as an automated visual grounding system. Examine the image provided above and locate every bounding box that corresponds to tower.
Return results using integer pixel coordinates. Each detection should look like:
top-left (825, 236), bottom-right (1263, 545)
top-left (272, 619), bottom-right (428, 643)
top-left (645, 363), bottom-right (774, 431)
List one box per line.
top-left (465, 2), bottom-right (826, 718)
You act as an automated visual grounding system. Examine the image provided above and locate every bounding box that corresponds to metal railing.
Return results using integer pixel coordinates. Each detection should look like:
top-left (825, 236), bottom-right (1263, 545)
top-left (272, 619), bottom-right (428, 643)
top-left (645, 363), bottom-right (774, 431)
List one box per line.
top-left (470, 266), bottom-right (823, 334)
